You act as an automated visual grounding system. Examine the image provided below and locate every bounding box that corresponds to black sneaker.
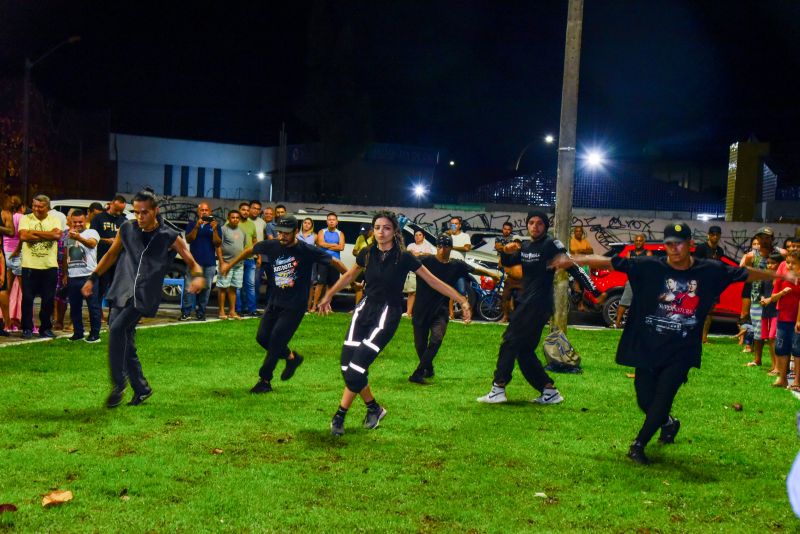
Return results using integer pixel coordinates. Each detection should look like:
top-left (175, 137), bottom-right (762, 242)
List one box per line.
top-left (363, 406), bottom-right (387, 429)
top-left (280, 353), bottom-right (304, 381)
top-left (106, 387), bottom-right (125, 408)
top-left (627, 440), bottom-right (650, 465)
top-left (39, 329), bottom-right (56, 339)
top-left (195, 313), bottom-right (206, 321)
top-left (128, 389), bottom-right (153, 406)
top-left (85, 334), bottom-right (101, 343)
top-left (22, 329), bottom-right (33, 339)
top-left (658, 417), bottom-right (681, 444)
top-left (330, 413), bottom-right (345, 437)
top-left (68, 333), bottom-right (84, 341)
top-left (408, 373), bottom-right (428, 385)
top-left (423, 366), bottom-right (435, 378)
top-left (179, 313), bottom-right (192, 321)
top-left (250, 379), bottom-right (273, 393)
top-left (0, 329), bottom-right (9, 337)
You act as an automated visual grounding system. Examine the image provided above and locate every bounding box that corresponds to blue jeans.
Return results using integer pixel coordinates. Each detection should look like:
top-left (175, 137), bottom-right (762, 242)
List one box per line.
top-left (775, 321), bottom-right (800, 357)
top-left (181, 264), bottom-right (216, 316)
top-left (68, 276), bottom-right (101, 337)
top-left (236, 258), bottom-right (257, 313)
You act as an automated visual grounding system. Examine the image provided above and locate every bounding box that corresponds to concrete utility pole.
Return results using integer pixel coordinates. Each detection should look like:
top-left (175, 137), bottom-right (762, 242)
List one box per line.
top-left (553, 0), bottom-right (584, 332)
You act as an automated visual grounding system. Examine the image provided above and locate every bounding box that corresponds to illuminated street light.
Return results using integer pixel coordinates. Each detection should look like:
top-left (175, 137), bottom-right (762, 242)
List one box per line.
top-left (413, 184), bottom-right (427, 198)
top-left (449, 160), bottom-right (455, 166)
top-left (544, 134), bottom-right (555, 144)
top-left (585, 149), bottom-right (605, 169)
top-left (257, 172), bottom-right (266, 179)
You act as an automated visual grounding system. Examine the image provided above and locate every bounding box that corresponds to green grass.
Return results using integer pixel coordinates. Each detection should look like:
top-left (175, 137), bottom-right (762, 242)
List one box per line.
top-left (0, 315), bottom-right (798, 532)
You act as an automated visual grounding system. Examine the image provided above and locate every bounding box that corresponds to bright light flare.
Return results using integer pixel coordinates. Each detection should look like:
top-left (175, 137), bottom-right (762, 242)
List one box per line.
top-left (449, 160), bottom-right (455, 166)
top-left (257, 172), bottom-right (266, 180)
top-left (544, 134), bottom-right (555, 144)
top-left (585, 150), bottom-right (605, 169)
top-left (413, 184), bottom-right (427, 198)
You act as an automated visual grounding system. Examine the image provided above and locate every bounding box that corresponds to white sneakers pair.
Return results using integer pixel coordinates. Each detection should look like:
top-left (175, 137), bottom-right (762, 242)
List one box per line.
top-left (476, 386), bottom-right (564, 405)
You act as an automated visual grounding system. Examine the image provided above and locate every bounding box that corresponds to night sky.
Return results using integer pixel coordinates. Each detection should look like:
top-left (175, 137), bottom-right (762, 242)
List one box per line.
top-left (2, 0), bottom-right (799, 189)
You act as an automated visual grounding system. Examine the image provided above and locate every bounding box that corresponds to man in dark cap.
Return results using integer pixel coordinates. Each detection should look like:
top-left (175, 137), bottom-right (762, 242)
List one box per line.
top-left (408, 233), bottom-right (498, 384)
top-left (559, 222), bottom-right (795, 465)
top-left (220, 214), bottom-right (347, 393)
top-left (693, 225), bottom-right (724, 261)
top-left (693, 225), bottom-right (724, 342)
top-left (477, 210), bottom-right (596, 405)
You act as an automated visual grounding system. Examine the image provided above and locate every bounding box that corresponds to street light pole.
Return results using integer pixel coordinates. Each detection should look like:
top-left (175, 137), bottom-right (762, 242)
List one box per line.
top-left (553, 0), bottom-right (584, 333)
top-left (21, 35), bottom-right (80, 205)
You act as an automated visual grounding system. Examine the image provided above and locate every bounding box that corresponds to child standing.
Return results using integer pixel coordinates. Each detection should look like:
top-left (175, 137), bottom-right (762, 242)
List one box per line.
top-left (748, 252), bottom-right (784, 370)
top-left (768, 251), bottom-right (800, 389)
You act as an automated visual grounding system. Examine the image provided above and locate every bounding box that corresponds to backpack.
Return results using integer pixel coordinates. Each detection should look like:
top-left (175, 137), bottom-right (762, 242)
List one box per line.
top-left (543, 327), bottom-right (582, 373)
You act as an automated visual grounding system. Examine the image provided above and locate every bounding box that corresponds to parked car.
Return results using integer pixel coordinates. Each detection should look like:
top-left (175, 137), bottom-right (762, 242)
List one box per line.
top-left (588, 242), bottom-right (743, 326)
top-left (50, 199), bottom-right (135, 219)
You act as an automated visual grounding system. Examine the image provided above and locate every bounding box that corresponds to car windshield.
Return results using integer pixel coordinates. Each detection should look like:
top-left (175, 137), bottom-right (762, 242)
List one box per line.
top-left (406, 222), bottom-right (438, 245)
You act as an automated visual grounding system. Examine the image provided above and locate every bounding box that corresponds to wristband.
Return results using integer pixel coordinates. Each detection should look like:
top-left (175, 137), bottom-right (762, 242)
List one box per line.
top-left (89, 272), bottom-right (99, 283)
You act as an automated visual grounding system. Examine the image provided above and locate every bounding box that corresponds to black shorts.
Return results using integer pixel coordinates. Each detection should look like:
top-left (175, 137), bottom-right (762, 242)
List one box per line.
top-left (316, 262), bottom-right (339, 287)
top-left (741, 282), bottom-right (753, 299)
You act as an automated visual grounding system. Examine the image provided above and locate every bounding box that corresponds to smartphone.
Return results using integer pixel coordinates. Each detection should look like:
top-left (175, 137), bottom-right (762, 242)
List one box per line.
top-left (201, 215), bottom-right (214, 222)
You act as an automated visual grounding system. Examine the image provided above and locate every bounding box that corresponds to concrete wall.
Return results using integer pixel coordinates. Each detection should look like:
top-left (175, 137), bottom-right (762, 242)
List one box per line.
top-left (149, 196), bottom-right (799, 262)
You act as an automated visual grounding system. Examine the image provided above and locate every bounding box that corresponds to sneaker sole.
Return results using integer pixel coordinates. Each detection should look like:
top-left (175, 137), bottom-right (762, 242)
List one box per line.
top-left (364, 408), bottom-right (387, 429)
top-left (531, 396), bottom-right (564, 405)
top-left (280, 356), bottom-right (303, 381)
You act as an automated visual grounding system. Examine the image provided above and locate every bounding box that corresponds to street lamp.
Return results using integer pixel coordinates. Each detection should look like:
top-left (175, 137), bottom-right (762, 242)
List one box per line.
top-left (544, 134), bottom-right (555, 144)
top-left (412, 183), bottom-right (427, 208)
top-left (584, 149), bottom-right (606, 169)
top-left (514, 135), bottom-right (556, 171)
top-left (22, 35), bottom-right (81, 204)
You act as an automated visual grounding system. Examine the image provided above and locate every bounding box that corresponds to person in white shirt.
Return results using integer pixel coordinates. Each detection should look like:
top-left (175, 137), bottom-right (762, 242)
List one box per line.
top-left (448, 216), bottom-right (472, 318)
top-left (62, 210), bottom-right (102, 342)
top-left (403, 229), bottom-right (436, 316)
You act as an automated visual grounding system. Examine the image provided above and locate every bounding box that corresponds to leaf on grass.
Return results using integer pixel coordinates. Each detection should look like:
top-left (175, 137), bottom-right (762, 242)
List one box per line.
top-left (626, 373), bottom-right (636, 379)
top-left (534, 492), bottom-right (548, 498)
top-left (732, 403), bottom-right (743, 411)
top-left (0, 504), bottom-right (17, 513)
top-left (68, 448), bottom-right (78, 454)
top-left (42, 490), bottom-right (73, 507)
top-left (211, 448), bottom-right (224, 455)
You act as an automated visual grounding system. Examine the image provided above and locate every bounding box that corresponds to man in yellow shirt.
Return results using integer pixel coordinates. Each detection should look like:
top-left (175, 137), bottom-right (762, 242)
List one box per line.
top-left (18, 194), bottom-right (63, 339)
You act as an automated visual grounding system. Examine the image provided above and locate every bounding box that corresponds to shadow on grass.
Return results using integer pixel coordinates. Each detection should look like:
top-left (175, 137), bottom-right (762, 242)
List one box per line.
top-left (10, 406), bottom-right (110, 424)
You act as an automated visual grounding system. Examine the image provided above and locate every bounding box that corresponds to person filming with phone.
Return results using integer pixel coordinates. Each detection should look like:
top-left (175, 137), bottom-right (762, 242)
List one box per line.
top-left (179, 202), bottom-right (221, 321)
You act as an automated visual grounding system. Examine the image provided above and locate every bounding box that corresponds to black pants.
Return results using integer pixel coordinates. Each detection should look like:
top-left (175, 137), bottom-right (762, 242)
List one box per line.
top-left (412, 314), bottom-right (449, 375)
top-left (633, 360), bottom-right (691, 445)
top-left (108, 301), bottom-right (150, 394)
top-left (492, 300), bottom-right (553, 392)
top-left (256, 305), bottom-right (306, 381)
top-left (21, 267), bottom-right (57, 331)
top-left (340, 299), bottom-right (402, 393)
top-left (99, 265), bottom-right (116, 305)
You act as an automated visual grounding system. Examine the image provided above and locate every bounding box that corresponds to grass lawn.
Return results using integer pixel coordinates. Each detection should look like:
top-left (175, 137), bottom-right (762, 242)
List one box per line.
top-left (0, 314), bottom-right (798, 532)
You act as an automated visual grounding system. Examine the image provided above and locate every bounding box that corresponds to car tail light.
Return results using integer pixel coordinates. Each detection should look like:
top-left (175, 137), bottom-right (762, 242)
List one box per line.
top-left (480, 276), bottom-right (495, 291)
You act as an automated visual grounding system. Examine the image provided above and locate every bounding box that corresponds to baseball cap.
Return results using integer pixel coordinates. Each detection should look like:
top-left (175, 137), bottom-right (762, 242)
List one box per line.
top-left (436, 233), bottom-right (453, 248)
top-left (663, 223), bottom-right (691, 243)
top-left (274, 214), bottom-right (298, 232)
top-left (755, 226), bottom-right (774, 237)
top-left (708, 225), bottom-right (722, 234)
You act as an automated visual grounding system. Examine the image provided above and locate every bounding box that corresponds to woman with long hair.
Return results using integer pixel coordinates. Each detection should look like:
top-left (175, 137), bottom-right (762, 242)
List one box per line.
top-left (318, 211), bottom-right (471, 436)
top-left (1, 195), bottom-right (25, 332)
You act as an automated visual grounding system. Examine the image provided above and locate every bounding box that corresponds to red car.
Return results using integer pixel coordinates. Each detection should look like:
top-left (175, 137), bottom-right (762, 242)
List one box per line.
top-left (586, 242), bottom-right (743, 326)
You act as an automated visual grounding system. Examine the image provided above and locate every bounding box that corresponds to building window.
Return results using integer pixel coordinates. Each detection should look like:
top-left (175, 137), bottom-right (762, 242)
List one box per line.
top-left (163, 165), bottom-right (173, 195)
top-left (197, 168), bottom-right (205, 197)
top-left (213, 168), bottom-right (221, 199)
top-left (180, 166), bottom-right (189, 196)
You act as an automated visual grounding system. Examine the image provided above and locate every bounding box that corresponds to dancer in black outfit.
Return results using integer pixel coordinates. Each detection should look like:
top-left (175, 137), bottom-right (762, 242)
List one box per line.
top-left (559, 222), bottom-right (794, 464)
top-left (82, 189), bottom-right (206, 407)
top-left (220, 214), bottom-right (347, 392)
top-left (409, 233), bottom-right (499, 384)
top-left (318, 211), bottom-right (471, 436)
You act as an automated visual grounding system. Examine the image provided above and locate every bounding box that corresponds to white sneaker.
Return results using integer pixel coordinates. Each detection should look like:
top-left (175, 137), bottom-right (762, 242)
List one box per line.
top-left (531, 388), bottom-right (564, 405)
top-left (477, 386), bottom-right (507, 404)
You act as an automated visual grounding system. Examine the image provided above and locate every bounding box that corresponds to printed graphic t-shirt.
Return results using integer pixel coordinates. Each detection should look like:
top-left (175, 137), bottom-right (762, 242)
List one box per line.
top-left (612, 255), bottom-right (748, 369)
top-left (66, 229), bottom-right (100, 278)
top-left (252, 239), bottom-right (332, 311)
top-left (91, 211), bottom-right (127, 260)
top-left (18, 213), bottom-right (63, 269)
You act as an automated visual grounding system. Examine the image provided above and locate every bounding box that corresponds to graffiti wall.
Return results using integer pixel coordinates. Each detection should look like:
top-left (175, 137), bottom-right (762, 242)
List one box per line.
top-left (152, 196), bottom-right (797, 262)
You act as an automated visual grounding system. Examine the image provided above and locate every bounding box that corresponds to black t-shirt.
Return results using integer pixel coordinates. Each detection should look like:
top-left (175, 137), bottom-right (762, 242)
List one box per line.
top-left (612, 255), bottom-right (748, 369)
top-left (413, 256), bottom-right (474, 322)
top-left (356, 246), bottom-right (421, 307)
top-left (92, 211), bottom-right (128, 260)
top-left (252, 239), bottom-right (332, 311)
top-left (693, 242), bottom-right (723, 261)
top-left (504, 236), bottom-right (563, 312)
